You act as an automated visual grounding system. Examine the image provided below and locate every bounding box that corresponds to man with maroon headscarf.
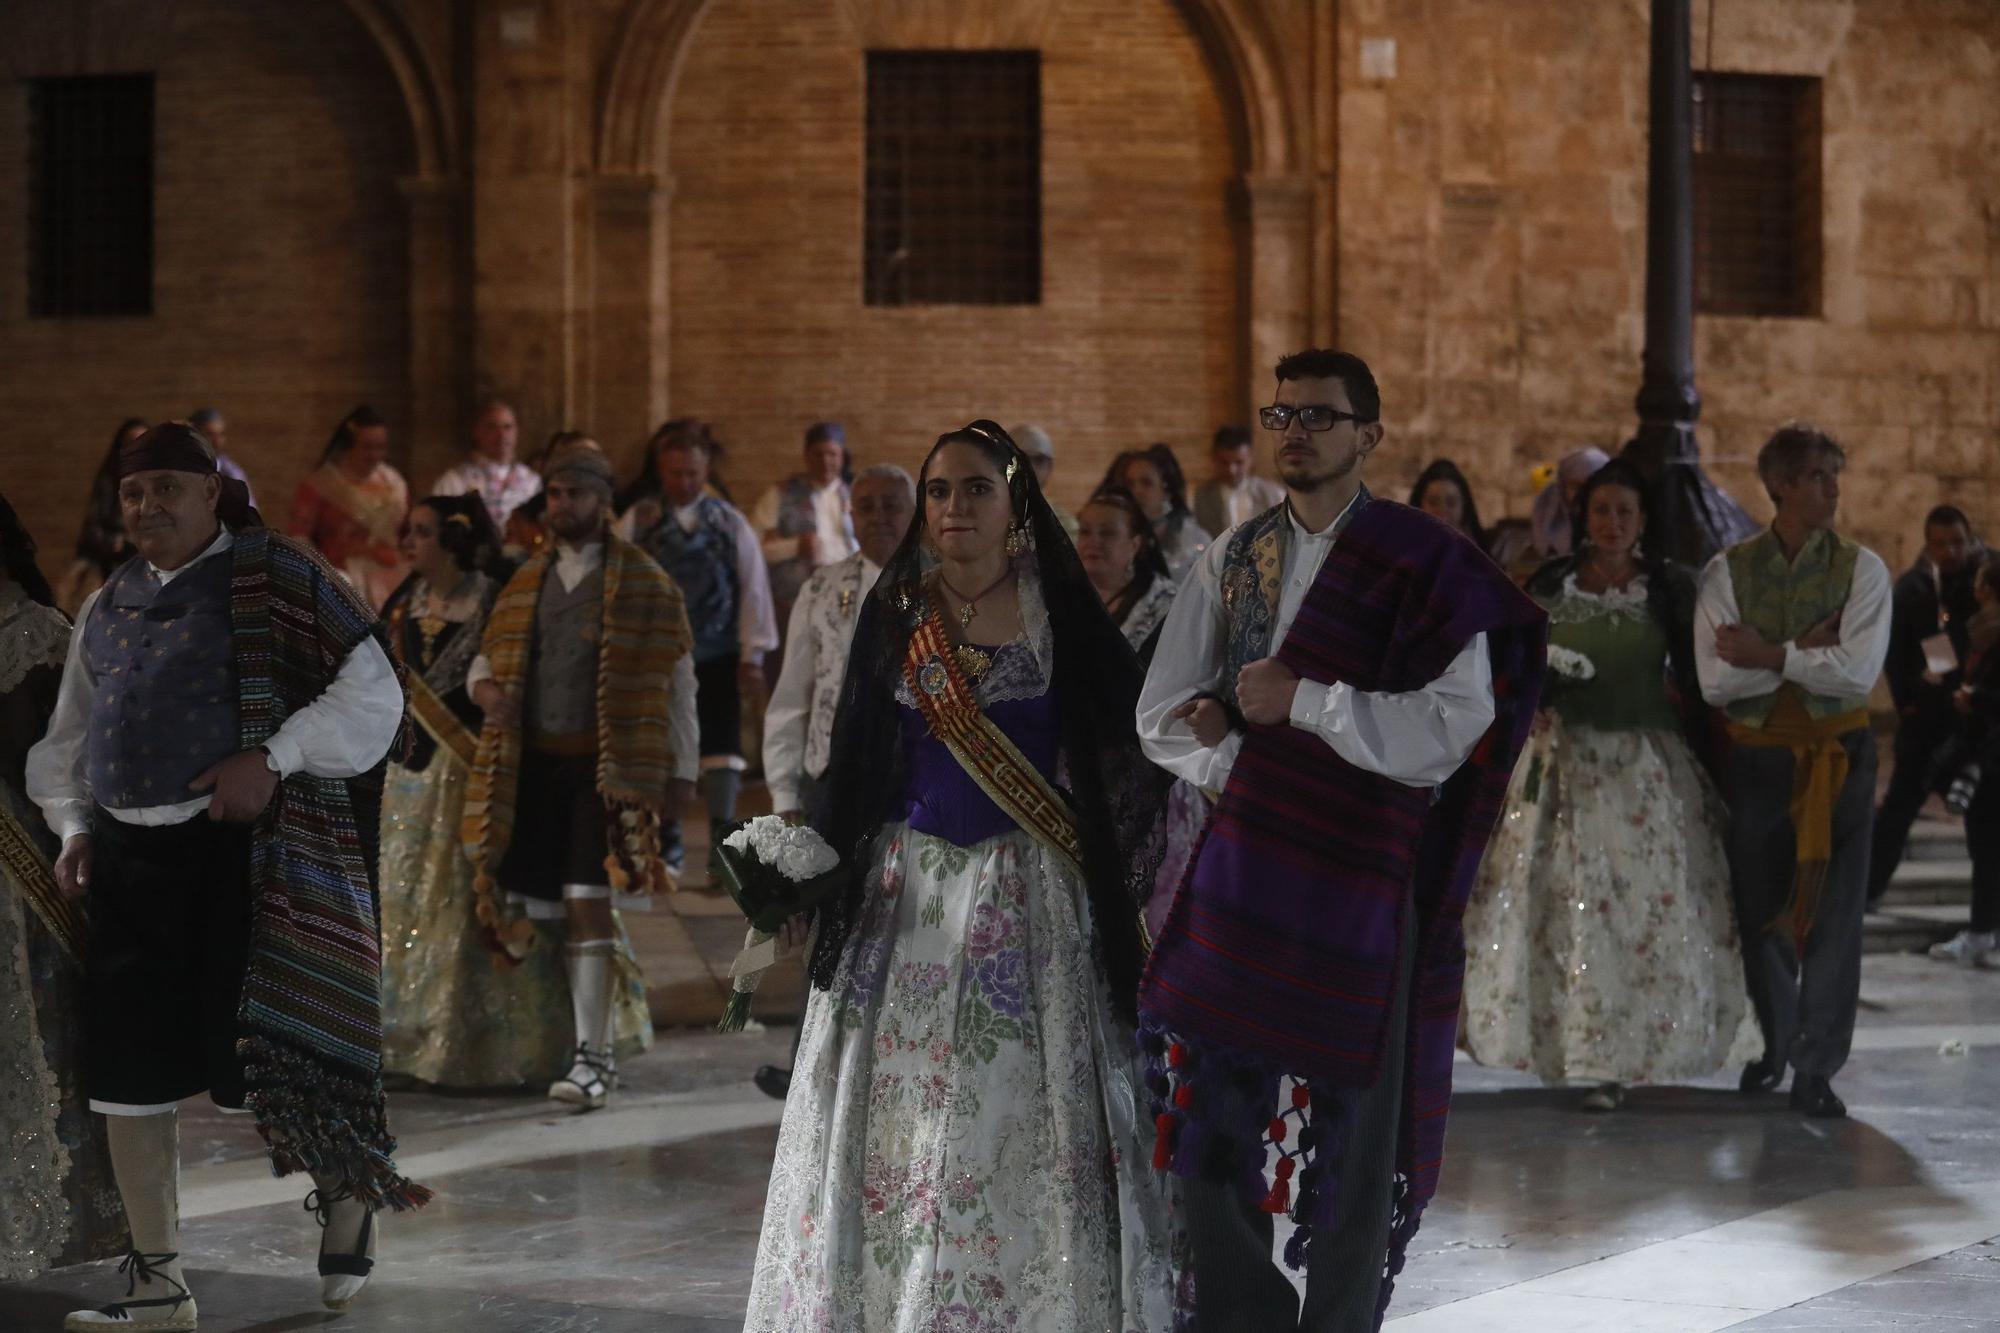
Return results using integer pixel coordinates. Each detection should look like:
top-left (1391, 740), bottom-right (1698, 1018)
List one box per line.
top-left (27, 422), bottom-right (420, 1329)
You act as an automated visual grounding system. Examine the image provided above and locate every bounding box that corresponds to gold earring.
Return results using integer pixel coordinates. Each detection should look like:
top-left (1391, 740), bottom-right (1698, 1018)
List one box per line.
top-left (1005, 523), bottom-right (1030, 558)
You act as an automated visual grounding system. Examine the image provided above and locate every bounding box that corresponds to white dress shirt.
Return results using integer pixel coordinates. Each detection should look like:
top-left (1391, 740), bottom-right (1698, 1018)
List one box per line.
top-left (467, 539), bottom-right (700, 782)
top-left (763, 552), bottom-right (881, 812)
top-left (1694, 539), bottom-right (1893, 710)
top-left (670, 500), bottom-right (780, 663)
top-left (1137, 496), bottom-right (1495, 793)
top-left (430, 456), bottom-right (542, 529)
top-left (754, 479), bottom-right (857, 569)
top-left (26, 528), bottom-right (403, 844)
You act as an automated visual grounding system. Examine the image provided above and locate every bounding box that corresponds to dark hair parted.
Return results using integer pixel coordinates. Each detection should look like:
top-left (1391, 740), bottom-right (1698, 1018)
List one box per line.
top-left (320, 404), bottom-right (388, 466)
top-left (1755, 423), bottom-right (1845, 500)
top-left (1098, 444), bottom-right (1192, 520)
top-left (414, 494), bottom-right (501, 575)
top-left (1082, 484), bottom-right (1173, 581)
top-left (1408, 458), bottom-right (1488, 549)
top-left (1211, 424), bottom-right (1253, 452)
top-left (1274, 347), bottom-right (1381, 423)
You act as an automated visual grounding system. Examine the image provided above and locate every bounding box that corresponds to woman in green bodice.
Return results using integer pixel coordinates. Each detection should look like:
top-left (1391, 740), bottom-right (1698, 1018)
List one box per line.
top-left (1461, 461), bottom-right (1754, 1110)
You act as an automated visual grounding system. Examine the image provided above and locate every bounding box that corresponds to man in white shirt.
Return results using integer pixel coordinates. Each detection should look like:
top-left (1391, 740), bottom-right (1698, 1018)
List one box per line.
top-left (28, 423), bottom-right (409, 1326)
top-left (754, 421), bottom-right (857, 625)
top-left (1191, 423), bottom-right (1286, 537)
top-left (628, 432), bottom-right (778, 873)
top-left (1134, 349), bottom-right (1544, 1331)
top-left (429, 398), bottom-right (542, 530)
top-left (466, 449), bottom-right (698, 1114)
top-left (1695, 424), bottom-right (1892, 1120)
top-left (752, 464), bottom-right (915, 1100)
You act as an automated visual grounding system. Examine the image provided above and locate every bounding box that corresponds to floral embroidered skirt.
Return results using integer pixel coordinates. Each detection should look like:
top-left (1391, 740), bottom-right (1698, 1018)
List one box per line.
top-left (1462, 719), bottom-right (1758, 1086)
top-left (747, 823), bottom-right (1190, 1332)
top-left (378, 757), bottom-right (652, 1088)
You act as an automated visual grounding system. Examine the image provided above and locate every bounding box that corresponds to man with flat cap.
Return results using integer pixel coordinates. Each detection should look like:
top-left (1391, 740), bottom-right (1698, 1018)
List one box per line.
top-left (464, 447), bottom-right (698, 1112)
top-left (27, 422), bottom-right (420, 1329)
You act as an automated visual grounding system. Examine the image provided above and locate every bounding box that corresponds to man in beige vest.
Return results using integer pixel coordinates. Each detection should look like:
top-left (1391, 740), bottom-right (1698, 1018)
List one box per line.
top-left (1695, 425), bottom-right (1891, 1119)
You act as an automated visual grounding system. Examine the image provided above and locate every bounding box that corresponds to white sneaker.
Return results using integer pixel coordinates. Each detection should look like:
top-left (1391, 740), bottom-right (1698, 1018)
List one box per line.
top-left (64, 1251), bottom-right (197, 1329)
top-left (548, 1042), bottom-right (613, 1111)
top-left (1928, 930), bottom-right (1998, 965)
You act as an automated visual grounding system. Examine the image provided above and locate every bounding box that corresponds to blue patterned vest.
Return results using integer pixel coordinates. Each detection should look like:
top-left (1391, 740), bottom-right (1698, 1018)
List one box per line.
top-left (643, 497), bottom-right (739, 663)
top-left (82, 550), bottom-right (240, 808)
top-left (1216, 490), bottom-right (1367, 710)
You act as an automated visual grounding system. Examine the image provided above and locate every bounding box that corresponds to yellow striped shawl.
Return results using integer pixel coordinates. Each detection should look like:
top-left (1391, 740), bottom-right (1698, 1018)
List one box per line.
top-left (462, 533), bottom-right (692, 958)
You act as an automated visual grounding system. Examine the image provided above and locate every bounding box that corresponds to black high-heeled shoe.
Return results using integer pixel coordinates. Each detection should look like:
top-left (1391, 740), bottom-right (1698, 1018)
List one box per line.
top-left (305, 1187), bottom-right (376, 1310)
top-left (63, 1249), bottom-right (197, 1329)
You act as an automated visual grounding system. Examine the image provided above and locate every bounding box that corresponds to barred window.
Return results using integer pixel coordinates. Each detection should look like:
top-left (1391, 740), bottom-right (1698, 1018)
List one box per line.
top-left (1693, 72), bottom-right (1821, 319)
top-left (865, 51), bottom-right (1041, 306)
top-left (28, 73), bottom-right (155, 319)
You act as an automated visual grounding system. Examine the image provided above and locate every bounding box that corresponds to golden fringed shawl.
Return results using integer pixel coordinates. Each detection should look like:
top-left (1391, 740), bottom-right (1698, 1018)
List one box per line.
top-left (461, 533), bottom-right (693, 959)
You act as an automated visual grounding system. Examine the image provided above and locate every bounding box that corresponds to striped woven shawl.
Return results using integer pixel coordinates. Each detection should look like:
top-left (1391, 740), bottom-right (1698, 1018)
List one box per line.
top-left (462, 532), bottom-right (692, 957)
top-left (228, 529), bottom-right (427, 1210)
top-left (1138, 501), bottom-right (1545, 1308)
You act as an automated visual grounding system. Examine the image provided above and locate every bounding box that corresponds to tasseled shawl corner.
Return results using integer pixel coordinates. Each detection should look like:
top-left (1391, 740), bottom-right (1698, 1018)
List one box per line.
top-left (228, 529), bottom-right (429, 1211)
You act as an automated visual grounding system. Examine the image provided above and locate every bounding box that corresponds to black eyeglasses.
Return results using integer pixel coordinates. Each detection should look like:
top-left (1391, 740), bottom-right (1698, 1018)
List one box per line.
top-left (1258, 404), bottom-right (1373, 432)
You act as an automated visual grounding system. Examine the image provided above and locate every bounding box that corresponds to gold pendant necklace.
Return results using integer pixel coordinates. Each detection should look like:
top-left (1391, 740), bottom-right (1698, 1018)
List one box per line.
top-left (939, 569), bottom-right (1014, 628)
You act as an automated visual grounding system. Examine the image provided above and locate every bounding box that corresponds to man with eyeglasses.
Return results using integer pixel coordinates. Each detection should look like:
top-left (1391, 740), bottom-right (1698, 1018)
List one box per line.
top-left (1134, 348), bottom-right (1546, 1330)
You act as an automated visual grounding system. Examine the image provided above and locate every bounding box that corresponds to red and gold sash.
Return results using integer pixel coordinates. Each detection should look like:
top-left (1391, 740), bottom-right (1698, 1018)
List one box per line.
top-left (901, 610), bottom-right (1084, 878)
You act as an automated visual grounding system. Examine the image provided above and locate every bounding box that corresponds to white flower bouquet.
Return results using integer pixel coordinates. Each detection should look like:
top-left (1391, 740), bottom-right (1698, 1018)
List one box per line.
top-left (1546, 644), bottom-right (1598, 682)
top-left (713, 815), bottom-right (847, 1033)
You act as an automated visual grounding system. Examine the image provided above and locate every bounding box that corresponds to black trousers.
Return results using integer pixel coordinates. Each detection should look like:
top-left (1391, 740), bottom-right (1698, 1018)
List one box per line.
top-left (495, 749), bottom-right (610, 902)
top-left (86, 813), bottom-right (254, 1109)
top-left (1869, 707), bottom-right (1966, 901)
top-left (695, 654), bottom-right (743, 760)
top-left (1727, 732), bottom-right (1876, 1080)
top-left (1181, 901), bottom-right (1416, 1332)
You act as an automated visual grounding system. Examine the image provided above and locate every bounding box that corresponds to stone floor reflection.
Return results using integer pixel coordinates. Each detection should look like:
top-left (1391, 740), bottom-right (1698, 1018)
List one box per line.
top-left (5, 956), bottom-right (1998, 1332)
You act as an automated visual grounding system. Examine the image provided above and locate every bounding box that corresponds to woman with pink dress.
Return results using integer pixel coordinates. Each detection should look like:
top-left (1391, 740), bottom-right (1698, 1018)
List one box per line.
top-left (289, 405), bottom-right (411, 608)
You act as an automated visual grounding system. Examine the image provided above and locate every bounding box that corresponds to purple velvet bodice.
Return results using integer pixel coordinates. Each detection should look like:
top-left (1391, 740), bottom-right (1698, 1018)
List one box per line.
top-left (899, 689), bottom-right (1060, 847)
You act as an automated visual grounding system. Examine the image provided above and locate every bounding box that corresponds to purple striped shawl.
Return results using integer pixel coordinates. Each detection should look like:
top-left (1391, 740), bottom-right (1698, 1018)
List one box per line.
top-left (1139, 500), bottom-right (1545, 1270)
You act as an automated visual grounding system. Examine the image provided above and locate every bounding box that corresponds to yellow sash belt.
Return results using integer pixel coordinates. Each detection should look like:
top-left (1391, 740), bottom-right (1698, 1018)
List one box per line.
top-left (1726, 688), bottom-right (1869, 949)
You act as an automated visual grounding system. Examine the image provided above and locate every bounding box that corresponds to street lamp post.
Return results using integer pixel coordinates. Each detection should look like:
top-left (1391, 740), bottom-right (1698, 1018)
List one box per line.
top-left (1623, 0), bottom-right (1756, 566)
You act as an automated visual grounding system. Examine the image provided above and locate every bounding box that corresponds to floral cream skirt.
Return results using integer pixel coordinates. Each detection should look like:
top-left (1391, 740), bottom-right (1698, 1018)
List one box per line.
top-left (747, 823), bottom-right (1189, 1332)
top-left (1462, 719), bottom-right (1758, 1086)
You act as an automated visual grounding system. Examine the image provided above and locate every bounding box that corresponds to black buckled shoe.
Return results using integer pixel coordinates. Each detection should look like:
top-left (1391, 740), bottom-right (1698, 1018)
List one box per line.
top-left (1739, 1057), bottom-right (1784, 1095)
top-left (1789, 1074), bottom-right (1847, 1119)
top-left (64, 1250), bottom-right (197, 1329)
top-left (306, 1187), bottom-right (377, 1310)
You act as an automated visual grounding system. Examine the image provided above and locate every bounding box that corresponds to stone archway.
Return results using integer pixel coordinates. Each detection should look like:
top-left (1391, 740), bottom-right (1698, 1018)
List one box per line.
top-left (589, 0), bottom-right (1327, 448)
top-left (338, 0), bottom-right (468, 482)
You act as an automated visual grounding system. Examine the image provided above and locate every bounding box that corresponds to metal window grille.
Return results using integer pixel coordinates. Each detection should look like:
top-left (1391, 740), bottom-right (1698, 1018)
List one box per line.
top-left (1692, 72), bottom-right (1821, 319)
top-left (865, 51), bottom-right (1041, 307)
top-left (28, 73), bottom-right (155, 318)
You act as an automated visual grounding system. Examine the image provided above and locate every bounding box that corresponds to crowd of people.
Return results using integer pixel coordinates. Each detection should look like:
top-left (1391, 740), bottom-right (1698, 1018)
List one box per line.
top-left (0, 345), bottom-right (1990, 1332)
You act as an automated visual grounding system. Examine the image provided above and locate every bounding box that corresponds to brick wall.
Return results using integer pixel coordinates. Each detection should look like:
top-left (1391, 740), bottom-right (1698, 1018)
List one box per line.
top-left (1338, 0), bottom-right (2000, 570)
top-left (0, 0), bottom-right (413, 585)
top-left (659, 0), bottom-right (1241, 518)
